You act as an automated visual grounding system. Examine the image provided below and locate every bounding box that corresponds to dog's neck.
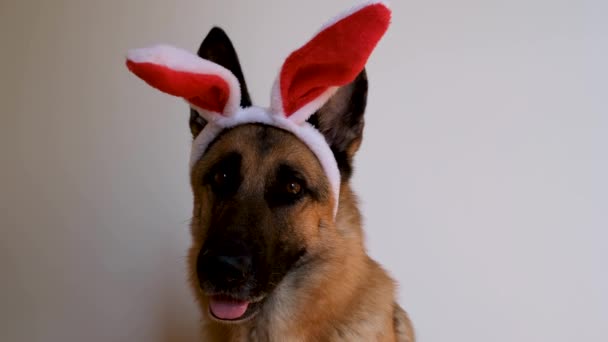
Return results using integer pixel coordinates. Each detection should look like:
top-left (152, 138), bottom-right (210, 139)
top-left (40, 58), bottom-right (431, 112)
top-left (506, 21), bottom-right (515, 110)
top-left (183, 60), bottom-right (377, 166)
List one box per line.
top-left (201, 185), bottom-right (398, 341)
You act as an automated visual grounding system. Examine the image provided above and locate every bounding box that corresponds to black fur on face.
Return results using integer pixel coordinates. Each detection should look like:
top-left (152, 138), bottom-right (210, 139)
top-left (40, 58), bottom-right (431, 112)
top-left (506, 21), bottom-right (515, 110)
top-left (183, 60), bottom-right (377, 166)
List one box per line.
top-left (196, 194), bottom-right (308, 299)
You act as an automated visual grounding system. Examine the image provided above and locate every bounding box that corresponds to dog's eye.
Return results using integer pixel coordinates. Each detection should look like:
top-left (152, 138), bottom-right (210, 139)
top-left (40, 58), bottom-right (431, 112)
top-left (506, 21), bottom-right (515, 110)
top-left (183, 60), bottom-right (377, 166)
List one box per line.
top-left (213, 171), bottom-right (229, 186)
top-left (286, 181), bottom-right (302, 195)
top-left (209, 168), bottom-right (240, 197)
top-left (266, 179), bottom-right (306, 207)
top-left (204, 152), bottom-right (242, 198)
top-left (265, 164), bottom-right (310, 207)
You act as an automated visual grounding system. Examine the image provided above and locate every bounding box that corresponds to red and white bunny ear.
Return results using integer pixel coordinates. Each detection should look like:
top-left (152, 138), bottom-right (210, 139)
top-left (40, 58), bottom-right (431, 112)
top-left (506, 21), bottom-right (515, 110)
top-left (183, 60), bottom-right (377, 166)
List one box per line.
top-left (270, 1), bottom-right (391, 124)
top-left (126, 45), bottom-right (241, 120)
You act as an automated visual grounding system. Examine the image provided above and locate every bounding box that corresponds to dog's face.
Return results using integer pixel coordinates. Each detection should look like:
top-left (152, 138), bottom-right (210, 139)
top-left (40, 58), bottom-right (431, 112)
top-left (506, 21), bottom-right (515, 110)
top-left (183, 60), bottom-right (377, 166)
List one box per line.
top-left (190, 124), bottom-right (334, 321)
top-left (187, 27), bottom-right (368, 323)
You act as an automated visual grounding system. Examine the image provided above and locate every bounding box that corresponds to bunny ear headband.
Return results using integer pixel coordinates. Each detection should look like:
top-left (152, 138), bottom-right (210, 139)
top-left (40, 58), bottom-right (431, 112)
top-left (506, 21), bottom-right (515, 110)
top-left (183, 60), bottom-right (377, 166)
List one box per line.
top-left (126, 1), bottom-right (391, 217)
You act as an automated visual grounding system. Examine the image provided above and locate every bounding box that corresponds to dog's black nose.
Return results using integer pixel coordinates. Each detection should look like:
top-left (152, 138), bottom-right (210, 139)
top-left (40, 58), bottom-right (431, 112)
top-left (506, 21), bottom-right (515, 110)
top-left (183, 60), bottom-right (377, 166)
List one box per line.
top-left (211, 255), bottom-right (252, 282)
top-left (197, 251), bottom-right (253, 287)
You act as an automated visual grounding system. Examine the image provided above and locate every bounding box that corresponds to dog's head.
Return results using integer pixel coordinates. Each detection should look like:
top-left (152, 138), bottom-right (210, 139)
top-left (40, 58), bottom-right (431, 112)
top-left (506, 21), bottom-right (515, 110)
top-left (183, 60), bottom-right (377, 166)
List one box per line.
top-left (188, 29), bottom-right (371, 323)
top-left (126, 2), bottom-right (391, 323)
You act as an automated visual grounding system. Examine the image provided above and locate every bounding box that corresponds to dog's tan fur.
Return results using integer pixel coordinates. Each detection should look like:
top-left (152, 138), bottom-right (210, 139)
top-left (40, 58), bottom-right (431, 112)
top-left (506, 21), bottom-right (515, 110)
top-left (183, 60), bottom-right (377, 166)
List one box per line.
top-left (187, 125), bottom-right (414, 341)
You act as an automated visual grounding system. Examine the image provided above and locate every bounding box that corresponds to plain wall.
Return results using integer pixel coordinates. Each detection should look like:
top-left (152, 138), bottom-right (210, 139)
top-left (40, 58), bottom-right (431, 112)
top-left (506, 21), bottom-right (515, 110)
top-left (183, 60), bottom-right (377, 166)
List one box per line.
top-left (1, 0), bottom-right (606, 341)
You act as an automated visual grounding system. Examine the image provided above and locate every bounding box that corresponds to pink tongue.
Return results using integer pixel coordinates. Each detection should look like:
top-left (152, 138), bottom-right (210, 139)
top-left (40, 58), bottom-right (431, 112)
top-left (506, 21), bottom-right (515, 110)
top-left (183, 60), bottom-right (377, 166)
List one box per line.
top-left (209, 296), bottom-right (249, 320)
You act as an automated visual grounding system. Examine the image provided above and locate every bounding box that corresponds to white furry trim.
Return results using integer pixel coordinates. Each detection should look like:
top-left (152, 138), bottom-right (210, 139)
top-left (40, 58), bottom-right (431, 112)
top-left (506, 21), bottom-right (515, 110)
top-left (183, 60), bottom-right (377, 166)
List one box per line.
top-left (287, 86), bottom-right (338, 124)
top-left (269, 76), bottom-right (339, 124)
top-left (190, 107), bottom-right (341, 217)
top-left (126, 44), bottom-right (241, 118)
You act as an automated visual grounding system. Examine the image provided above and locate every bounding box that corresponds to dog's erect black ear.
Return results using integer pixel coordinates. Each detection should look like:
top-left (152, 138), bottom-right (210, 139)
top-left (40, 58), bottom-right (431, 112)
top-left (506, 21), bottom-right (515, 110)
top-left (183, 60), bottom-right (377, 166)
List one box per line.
top-left (196, 27), bottom-right (252, 106)
top-left (307, 70), bottom-right (368, 181)
top-left (189, 27), bottom-right (252, 138)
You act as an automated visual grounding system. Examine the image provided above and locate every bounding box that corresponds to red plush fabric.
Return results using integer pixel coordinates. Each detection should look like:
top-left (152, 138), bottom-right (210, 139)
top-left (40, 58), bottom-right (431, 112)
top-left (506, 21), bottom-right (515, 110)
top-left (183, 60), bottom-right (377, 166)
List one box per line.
top-left (279, 3), bottom-right (391, 116)
top-left (126, 60), bottom-right (230, 114)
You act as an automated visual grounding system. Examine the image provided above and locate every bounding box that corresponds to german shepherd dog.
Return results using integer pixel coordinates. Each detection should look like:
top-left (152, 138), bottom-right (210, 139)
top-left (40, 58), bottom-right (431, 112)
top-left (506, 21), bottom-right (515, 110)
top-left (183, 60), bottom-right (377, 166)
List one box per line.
top-left (186, 31), bottom-right (414, 342)
top-left (127, 3), bottom-right (414, 341)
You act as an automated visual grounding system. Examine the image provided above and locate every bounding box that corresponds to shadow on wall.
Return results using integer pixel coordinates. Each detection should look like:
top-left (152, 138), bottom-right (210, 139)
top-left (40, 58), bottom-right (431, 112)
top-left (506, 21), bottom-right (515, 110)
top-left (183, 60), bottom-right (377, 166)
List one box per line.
top-left (160, 285), bottom-right (201, 342)
top-left (159, 240), bottom-right (201, 342)
top-left (162, 329), bottom-right (200, 342)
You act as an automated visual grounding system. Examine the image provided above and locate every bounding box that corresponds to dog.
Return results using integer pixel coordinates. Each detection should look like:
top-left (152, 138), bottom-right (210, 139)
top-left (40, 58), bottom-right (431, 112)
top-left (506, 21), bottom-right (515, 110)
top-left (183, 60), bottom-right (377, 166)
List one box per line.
top-left (126, 2), bottom-right (414, 341)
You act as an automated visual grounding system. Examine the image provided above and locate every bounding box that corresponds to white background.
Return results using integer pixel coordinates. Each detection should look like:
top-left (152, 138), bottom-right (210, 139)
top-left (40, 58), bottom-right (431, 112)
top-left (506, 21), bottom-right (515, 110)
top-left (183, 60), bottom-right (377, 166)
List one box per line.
top-left (1, 0), bottom-right (606, 341)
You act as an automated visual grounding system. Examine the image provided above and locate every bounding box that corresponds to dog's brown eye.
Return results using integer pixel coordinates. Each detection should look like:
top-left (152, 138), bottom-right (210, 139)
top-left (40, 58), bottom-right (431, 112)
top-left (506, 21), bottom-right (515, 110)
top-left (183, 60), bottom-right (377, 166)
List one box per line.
top-left (214, 171), bottom-right (229, 186)
top-left (286, 181), bottom-right (302, 195)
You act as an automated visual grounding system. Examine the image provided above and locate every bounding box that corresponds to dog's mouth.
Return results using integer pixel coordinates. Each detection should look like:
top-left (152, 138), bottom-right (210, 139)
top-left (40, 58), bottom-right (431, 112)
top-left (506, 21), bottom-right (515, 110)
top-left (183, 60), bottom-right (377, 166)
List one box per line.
top-left (198, 247), bottom-right (310, 323)
top-left (208, 294), bottom-right (264, 322)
